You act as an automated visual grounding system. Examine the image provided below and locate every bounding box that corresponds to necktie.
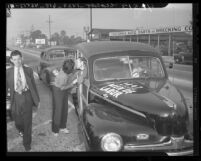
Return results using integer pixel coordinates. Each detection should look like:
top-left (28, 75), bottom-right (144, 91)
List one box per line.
top-left (16, 68), bottom-right (23, 94)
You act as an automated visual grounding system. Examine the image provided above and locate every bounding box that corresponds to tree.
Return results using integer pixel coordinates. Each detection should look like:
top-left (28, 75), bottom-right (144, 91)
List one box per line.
top-left (51, 32), bottom-right (60, 45)
top-left (63, 35), bottom-right (70, 45)
top-left (74, 36), bottom-right (83, 44)
top-left (30, 30), bottom-right (43, 42)
top-left (60, 30), bottom-right (66, 45)
top-left (20, 33), bottom-right (26, 45)
top-left (41, 34), bottom-right (47, 39)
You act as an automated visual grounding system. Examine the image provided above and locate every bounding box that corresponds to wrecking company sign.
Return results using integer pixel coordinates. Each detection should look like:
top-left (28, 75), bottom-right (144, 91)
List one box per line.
top-left (109, 25), bottom-right (192, 37)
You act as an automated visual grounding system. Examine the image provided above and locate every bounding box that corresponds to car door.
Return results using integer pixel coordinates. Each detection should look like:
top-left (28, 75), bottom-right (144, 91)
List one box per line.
top-left (75, 53), bottom-right (90, 141)
top-left (75, 54), bottom-right (89, 118)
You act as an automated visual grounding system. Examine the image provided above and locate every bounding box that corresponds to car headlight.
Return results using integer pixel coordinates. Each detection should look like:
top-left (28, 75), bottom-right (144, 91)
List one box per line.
top-left (101, 133), bottom-right (123, 151)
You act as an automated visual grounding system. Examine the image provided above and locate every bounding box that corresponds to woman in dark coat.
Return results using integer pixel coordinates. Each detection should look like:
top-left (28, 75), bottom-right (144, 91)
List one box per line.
top-left (50, 59), bottom-right (76, 136)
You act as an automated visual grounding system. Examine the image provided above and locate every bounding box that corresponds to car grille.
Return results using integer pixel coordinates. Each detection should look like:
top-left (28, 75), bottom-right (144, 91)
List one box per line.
top-left (153, 113), bottom-right (188, 137)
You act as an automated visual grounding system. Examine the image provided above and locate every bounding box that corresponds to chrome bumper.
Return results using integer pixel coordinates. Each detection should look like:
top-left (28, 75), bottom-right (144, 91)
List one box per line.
top-left (124, 139), bottom-right (193, 156)
top-left (167, 149), bottom-right (193, 156)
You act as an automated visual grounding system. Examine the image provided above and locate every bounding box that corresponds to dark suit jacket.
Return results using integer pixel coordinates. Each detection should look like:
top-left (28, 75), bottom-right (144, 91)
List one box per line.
top-left (6, 65), bottom-right (40, 111)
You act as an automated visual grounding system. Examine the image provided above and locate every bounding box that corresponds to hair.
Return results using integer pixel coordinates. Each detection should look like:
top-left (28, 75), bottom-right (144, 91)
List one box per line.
top-left (62, 58), bottom-right (75, 74)
top-left (78, 57), bottom-right (87, 65)
top-left (10, 50), bottom-right (22, 58)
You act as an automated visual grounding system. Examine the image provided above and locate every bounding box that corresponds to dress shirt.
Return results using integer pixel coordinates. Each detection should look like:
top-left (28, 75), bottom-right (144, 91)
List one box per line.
top-left (14, 66), bottom-right (29, 91)
top-left (54, 69), bottom-right (69, 88)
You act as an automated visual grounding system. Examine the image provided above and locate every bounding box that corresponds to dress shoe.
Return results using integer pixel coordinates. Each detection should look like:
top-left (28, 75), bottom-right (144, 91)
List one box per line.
top-left (19, 132), bottom-right (23, 137)
top-left (25, 147), bottom-right (31, 152)
top-left (60, 128), bottom-right (69, 134)
top-left (53, 133), bottom-right (58, 137)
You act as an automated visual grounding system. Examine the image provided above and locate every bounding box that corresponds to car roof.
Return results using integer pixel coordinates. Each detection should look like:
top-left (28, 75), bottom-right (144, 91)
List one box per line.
top-left (43, 46), bottom-right (74, 52)
top-left (75, 41), bottom-right (159, 58)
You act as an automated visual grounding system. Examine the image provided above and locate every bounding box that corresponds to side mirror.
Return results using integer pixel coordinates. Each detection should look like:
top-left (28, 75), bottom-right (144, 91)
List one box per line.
top-left (169, 62), bottom-right (173, 69)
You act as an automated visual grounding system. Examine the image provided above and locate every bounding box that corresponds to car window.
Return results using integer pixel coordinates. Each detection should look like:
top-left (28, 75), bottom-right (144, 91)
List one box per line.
top-left (93, 56), bottom-right (165, 81)
top-left (94, 56), bottom-right (131, 81)
top-left (150, 58), bottom-right (164, 78)
top-left (48, 49), bottom-right (65, 60)
top-left (130, 56), bottom-right (165, 78)
top-left (64, 50), bottom-right (76, 59)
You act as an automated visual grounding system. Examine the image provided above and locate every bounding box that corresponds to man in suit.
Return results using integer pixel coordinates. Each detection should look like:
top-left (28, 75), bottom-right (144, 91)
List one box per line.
top-left (6, 50), bottom-right (40, 152)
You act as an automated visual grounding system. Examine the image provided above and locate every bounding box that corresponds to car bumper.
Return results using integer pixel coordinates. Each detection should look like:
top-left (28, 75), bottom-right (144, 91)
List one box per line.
top-left (166, 149), bottom-right (193, 156)
top-left (123, 139), bottom-right (193, 156)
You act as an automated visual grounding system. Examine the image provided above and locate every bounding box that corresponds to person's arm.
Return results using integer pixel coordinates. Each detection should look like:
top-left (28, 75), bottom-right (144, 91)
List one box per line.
top-left (60, 72), bottom-right (78, 90)
top-left (60, 83), bottom-right (74, 90)
top-left (30, 68), bottom-right (40, 104)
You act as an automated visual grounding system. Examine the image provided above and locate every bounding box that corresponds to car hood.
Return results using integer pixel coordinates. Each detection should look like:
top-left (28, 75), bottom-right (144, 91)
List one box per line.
top-left (90, 79), bottom-right (189, 136)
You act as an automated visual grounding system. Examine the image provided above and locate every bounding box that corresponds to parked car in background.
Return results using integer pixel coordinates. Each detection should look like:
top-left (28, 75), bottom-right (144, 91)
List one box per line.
top-left (37, 46), bottom-right (76, 85)
top-left (6, 47), bottom-right (13, 121)
top-left (173, 52), bottom-right (192, 65)
top-left (71, 41), bottom-right (193, 155)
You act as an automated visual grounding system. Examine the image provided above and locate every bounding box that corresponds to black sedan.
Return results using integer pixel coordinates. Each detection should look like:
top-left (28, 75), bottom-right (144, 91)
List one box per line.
top-left (6, 47), bottom-right (13, 121)
top-left (173, 52), bottom-right (192, 65)
top-left (37, 46), bottom-right (76, 85)
top-left (71, 41), bottom-right (193, 155)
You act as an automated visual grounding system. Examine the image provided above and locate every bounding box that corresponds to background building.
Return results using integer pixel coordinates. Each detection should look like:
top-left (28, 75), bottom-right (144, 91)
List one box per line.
top-left (87, 25), bottom-right (192, 56)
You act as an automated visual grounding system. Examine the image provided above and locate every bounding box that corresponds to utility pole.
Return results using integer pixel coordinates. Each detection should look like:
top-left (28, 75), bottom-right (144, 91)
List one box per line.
top-left (90, 8), bottom-right (92, 41)
top-left (29, 25), bottom-right (34, 43)
top-left (47, 15), bottom-right (53, 46)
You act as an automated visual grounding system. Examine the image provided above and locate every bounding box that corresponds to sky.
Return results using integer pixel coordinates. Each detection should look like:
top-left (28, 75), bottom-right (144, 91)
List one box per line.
top-left (6, 3), bottom-right (192, 42)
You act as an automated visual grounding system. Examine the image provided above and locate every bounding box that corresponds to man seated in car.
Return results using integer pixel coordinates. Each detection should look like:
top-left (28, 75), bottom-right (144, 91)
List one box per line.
top-left (131, 58), bottom-right (148, 78)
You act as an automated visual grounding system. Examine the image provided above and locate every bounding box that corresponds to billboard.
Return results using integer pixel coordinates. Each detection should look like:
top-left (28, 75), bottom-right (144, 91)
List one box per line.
top-left (16, 38), bottom-right (21, 44)
top-left (35, 39), bottom-right (45, 44)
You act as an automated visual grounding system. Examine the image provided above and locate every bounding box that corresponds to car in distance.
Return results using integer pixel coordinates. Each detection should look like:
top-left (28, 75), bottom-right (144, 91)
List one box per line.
top-left (71, 41), bottom-right (193, 155)
top-left (173, 52), bottom-right (192, 65)
top-left (37, 46), bottom-right (76, 85)
top-left (6, 47), bottom-right (13, 121)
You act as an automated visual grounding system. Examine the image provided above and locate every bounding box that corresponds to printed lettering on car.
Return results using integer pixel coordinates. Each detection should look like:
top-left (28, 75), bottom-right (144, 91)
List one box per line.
top-left (100, 83), bottom-right (143, 98)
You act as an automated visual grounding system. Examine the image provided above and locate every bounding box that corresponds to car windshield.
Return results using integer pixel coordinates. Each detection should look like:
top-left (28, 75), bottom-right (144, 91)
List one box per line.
top-left (93, 56), bottom-right (165, 81)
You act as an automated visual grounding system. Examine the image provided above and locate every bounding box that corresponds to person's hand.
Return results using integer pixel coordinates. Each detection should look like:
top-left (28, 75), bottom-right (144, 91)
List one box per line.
top-left (72, 78), bottom-right (77, 85)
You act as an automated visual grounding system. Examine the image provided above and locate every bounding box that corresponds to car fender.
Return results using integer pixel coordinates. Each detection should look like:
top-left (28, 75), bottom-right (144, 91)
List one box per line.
top-left (82, 103), bottom-right (155, 151)
top-left (40, 69), bottom-right (51, 84)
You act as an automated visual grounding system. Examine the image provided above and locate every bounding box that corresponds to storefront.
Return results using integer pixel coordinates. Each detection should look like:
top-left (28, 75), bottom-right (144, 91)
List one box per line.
top-left (109, 25), bottom-right (192, 56)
